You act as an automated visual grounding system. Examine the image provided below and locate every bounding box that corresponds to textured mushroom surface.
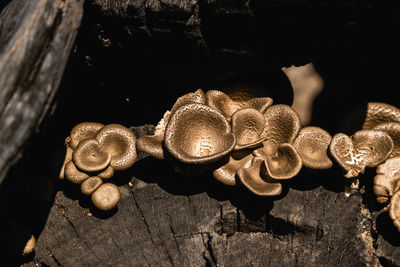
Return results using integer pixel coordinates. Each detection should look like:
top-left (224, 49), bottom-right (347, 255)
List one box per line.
top-left (95, 124), bottom-right (137, 170)
top-left (59, 146), bottom-right (73, 179)
top-left (373, 156), bottom-right (400, 203)
top-left (389, 190), bottom-right (400, 231)
top-left (73, 138), bottom-right (112, 173)
top-left (293, 126), bottom-right (333, 169)
top-left (231, 108), bottom-right (266, 150)
top-left (170, 89), bottom-right (206, 114)
top-left (81, 176), bottom-right (103, 196)
top-left (97, 166), bottom-right (115, 179)
top-left (164, 103), bottom-right (236, 164)
top-left (237, 156), bottom-right (282, 196)
top-left (374, 122), bottom-right (400, 157)
top-left (64, 161), bottom-right (90, 184)
top-left (212, 150), bottom-right (253, 186)
top-left (363, 102), bottom-right (400, 130)
top-left (206, 90), bottom-right (273, 120)
top-left (330, 130), bottom-right (393, 178)
top-left (91, 183), bottom-right (121, 211)
top-left (68, 122), bottom-right (104, 149)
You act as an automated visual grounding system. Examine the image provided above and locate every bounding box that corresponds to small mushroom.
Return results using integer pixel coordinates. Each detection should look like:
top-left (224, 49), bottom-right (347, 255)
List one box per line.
top-left (293, 126), bottom-right (333, 169)
top-left (68, 122), bottom-right (104, 149)
top-left (262, 104), bottom-right (301, 145)
top-left (59, 146), bottom-right (73, 179)
top-left (91, 183), bottom-right (121, 211)
top-left (206, 90), bottom-right (273, 120)
top-left (95, 124), bottom-right (137, 170)
top-left (64, 160), bottom-right (89, 183)
top-left (389, 190), bottom-right (400, 231)
top-left (213, 150), bottom-right (254, 186)
top-left (374, 122), bottom-right (400, 157)
top-left (363, 102), bottom-right (400, 130)
top-left (330, 130), bottom-right (394, 178)
top-left (237, 157), bottom-right (282, 196)
top-left (373, 156), bottom-right (400, 203)
top-left (81, 176), bottom-right (103, 195)
top-left (231, 108), bottom-right (266, 150)
top-left (164, 103), bottom-right (236, 164)
top-left (97, 165), bottom-right (115, 179)
top-left (73, 138), bottom-right (112, 173)
top-left (254, 143), bottom-right (303, 180)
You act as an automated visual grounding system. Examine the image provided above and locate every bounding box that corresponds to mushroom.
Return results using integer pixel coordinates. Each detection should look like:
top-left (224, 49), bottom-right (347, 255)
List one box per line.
top-left (237, 157), bottom-right (282, 196)
top-left (67, 122), bottom-right (104, 149)
top-left (97, 165), bottom-right (115, 179)
top-left (231, 108), bottom-right (266, 150)
top-left (64, 160), bottom-right (90, 183)
top-left (363, 102), bottom-right (400, 130)
top-left (91, 183), bottom-right (121, 211)
top-left (374, 122), bottom-right (400, 157)
top-left (212, 150), bottom-right (254, 186)
top-left (170, 89), bottom-right (206, 114)
top-left (81, 176), bottom-right (103, 195)
top-left (22, 234), bottom-right (36, 256)
top-left (59, 146), bottom-right (73, 179)
top-left (293, 126), bottom-right (333, 169)
top-left (389, 190), bottom-right (400, 231)
top-left (164, 103), bottom-right (236, 164)
top-left (206, 90), bottom-right (273, 120)
top-left (95, 124), bottom-right (137, 171)
top-left (73, 138), bottom-right (112, 173)
top-left (373, 156), bottom-right (400, 204)
top-left (329, 130), bottom-right (394, 178)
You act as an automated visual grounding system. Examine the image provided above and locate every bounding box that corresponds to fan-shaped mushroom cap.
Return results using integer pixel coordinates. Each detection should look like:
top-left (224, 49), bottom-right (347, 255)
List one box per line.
top-left (68, 122), bottom-right (104, 149)
top-left (254, 143), bottom-right (303, 180)
top-left (170, 89), bottom-right (206, 114)
top-left (22, 234), bottom-right (36, 256)
top-left (59, 147), bottom-right (73, 179)
top-left (64, 161), bottom-right (90, 183)
top-left (81, 176), bottom-right (103, 196)
top-left (330, 130), bottom-right (394, 178)
top-left (373, 156), bottom-right (400, 203)
top-left (237, 157), bottom-right (282, 196)
top-left (374, 122), bottom-right (400, 157)
top-left (164, 103), bottom-right (236, 164)
top-left (97, 166), bottom-right (115, 179)
top-left (363, 102), bottom-right (400, 130)
top-left (262, 104), bottom-right (301, 145)
top-left (91, 183), bottom-right (121, 211)
top-left (95, 124), bottom-right (137, 170)
top-left (73, 138), bottom-right (111, 173)
top-left (213, 150), bottom-right (253, 186)
top-left (293, 126), bottom-right (333, 169)
top-left (206, 90), bottom-right (273, 120)
top-left (389, 190), bottom-right (400, 231)
top-left (231, 108), bottom-right (266, 150)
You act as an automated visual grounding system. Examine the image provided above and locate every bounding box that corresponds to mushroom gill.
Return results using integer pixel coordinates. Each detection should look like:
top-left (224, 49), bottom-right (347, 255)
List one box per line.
top-left (330, 130), bottom-right (394, 178)
top-left (164, 103), bottom-right (236, 164)
top-left (363, 102), bottom-right (400, 130)
top-left (81, 176), bottom-right (103, 196)
top-left (373, 156), bottom-right (400, 204)
top-left (91, 183), bottom-right (121, 211)
top-left (95, 124), bottom-right (137, 170)
top-left (231, 108), bottom-right (266, 150)
top-left (73, 138), bottom-right (112, 173)
top-left (206, 90), bottom-right (273, 120)
top-left (374, 122), bottom-right (400, 157)
top-left (389, 190), bottom-right (400, 232)
top-left (237, 156), bottom-right (282, 196)
top-left (293, 126), bottom-right (333, 169)
top-left (68, 122), bottom-right (104, 149)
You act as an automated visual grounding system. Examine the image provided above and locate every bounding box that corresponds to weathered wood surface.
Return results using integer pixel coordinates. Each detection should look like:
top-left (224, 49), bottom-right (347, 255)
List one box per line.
top-left (0, 0), bottom-right (85, 185)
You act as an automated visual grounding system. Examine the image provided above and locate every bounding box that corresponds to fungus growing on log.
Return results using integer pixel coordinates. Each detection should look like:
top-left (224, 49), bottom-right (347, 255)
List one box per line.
top-left (374, 122), bottom-right (400, 157)
top-left (73, 138), bottom-right (112, 173)
top-left (68, 122), bottom-right (105, 149)
top-left (59, 146), bottom-right (73, 179)
top-left (231, 108), bottom-right (266, 150)
top-left (389, 190), bottom-right (400, 231)
top-left (64, 161), bottom-right (89, 184)
top-left (81, 176), bottom-right (103, 196)
top-left (91, 183), bottom-right (121, 211)
top-left (363, 102), bottom-right (400, 130)
top-left (373, 156), bottom-right (400, 204)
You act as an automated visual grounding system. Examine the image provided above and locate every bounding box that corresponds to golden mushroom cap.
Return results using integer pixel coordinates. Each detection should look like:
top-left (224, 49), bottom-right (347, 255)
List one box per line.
top-left (68, 122), bottom-right (104, 149)
top-left (254, 143), bottom-right (303, 180)
top-left (231, 108), bottom-right (266, 150)
top-left (212, 150), bottom-right (253, 186)
top-left (73, 138), bottom-right (112, 173)
top-left (59, 146), bottom-right (73, 179)
top-left (363, 102), bottom-right (400, 130)
top-left (389, 190), bottom-right (400, 231)
top-left (206, 90), bottom-right (273, 120)
top-left (81, 176), bottom-right (103, 196)
top-left (22, 234), bottom-right (36, 256)
top-left (237, 156), bottom-right (282, 196)
top-left (262, 104), bottom-right (301, 145)
top-left (373, 156), bottom-right (400, 203)
top-left (164, 103), bottom-right (236, 164)
top-left (64, 160), bottom-right (89, 184)
top-left (330, 130), bottom-right (393, 178)
top-left (95, 124), bottom-right (137, 171)
top-left (170, 89), bottom-right (206, 114)
top-left (293, 126), bottom-right (333, 169)
top-left (91, 183), bottom-right (121, 211)
top-left (374, 122), bottom-right (400, 157)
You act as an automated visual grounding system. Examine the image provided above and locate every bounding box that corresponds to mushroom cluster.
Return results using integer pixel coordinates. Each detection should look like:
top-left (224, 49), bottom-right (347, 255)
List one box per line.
top-left (60, 123), bottom-right (137, 210)
top-left (138, 89), bottom-right (332, 196)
